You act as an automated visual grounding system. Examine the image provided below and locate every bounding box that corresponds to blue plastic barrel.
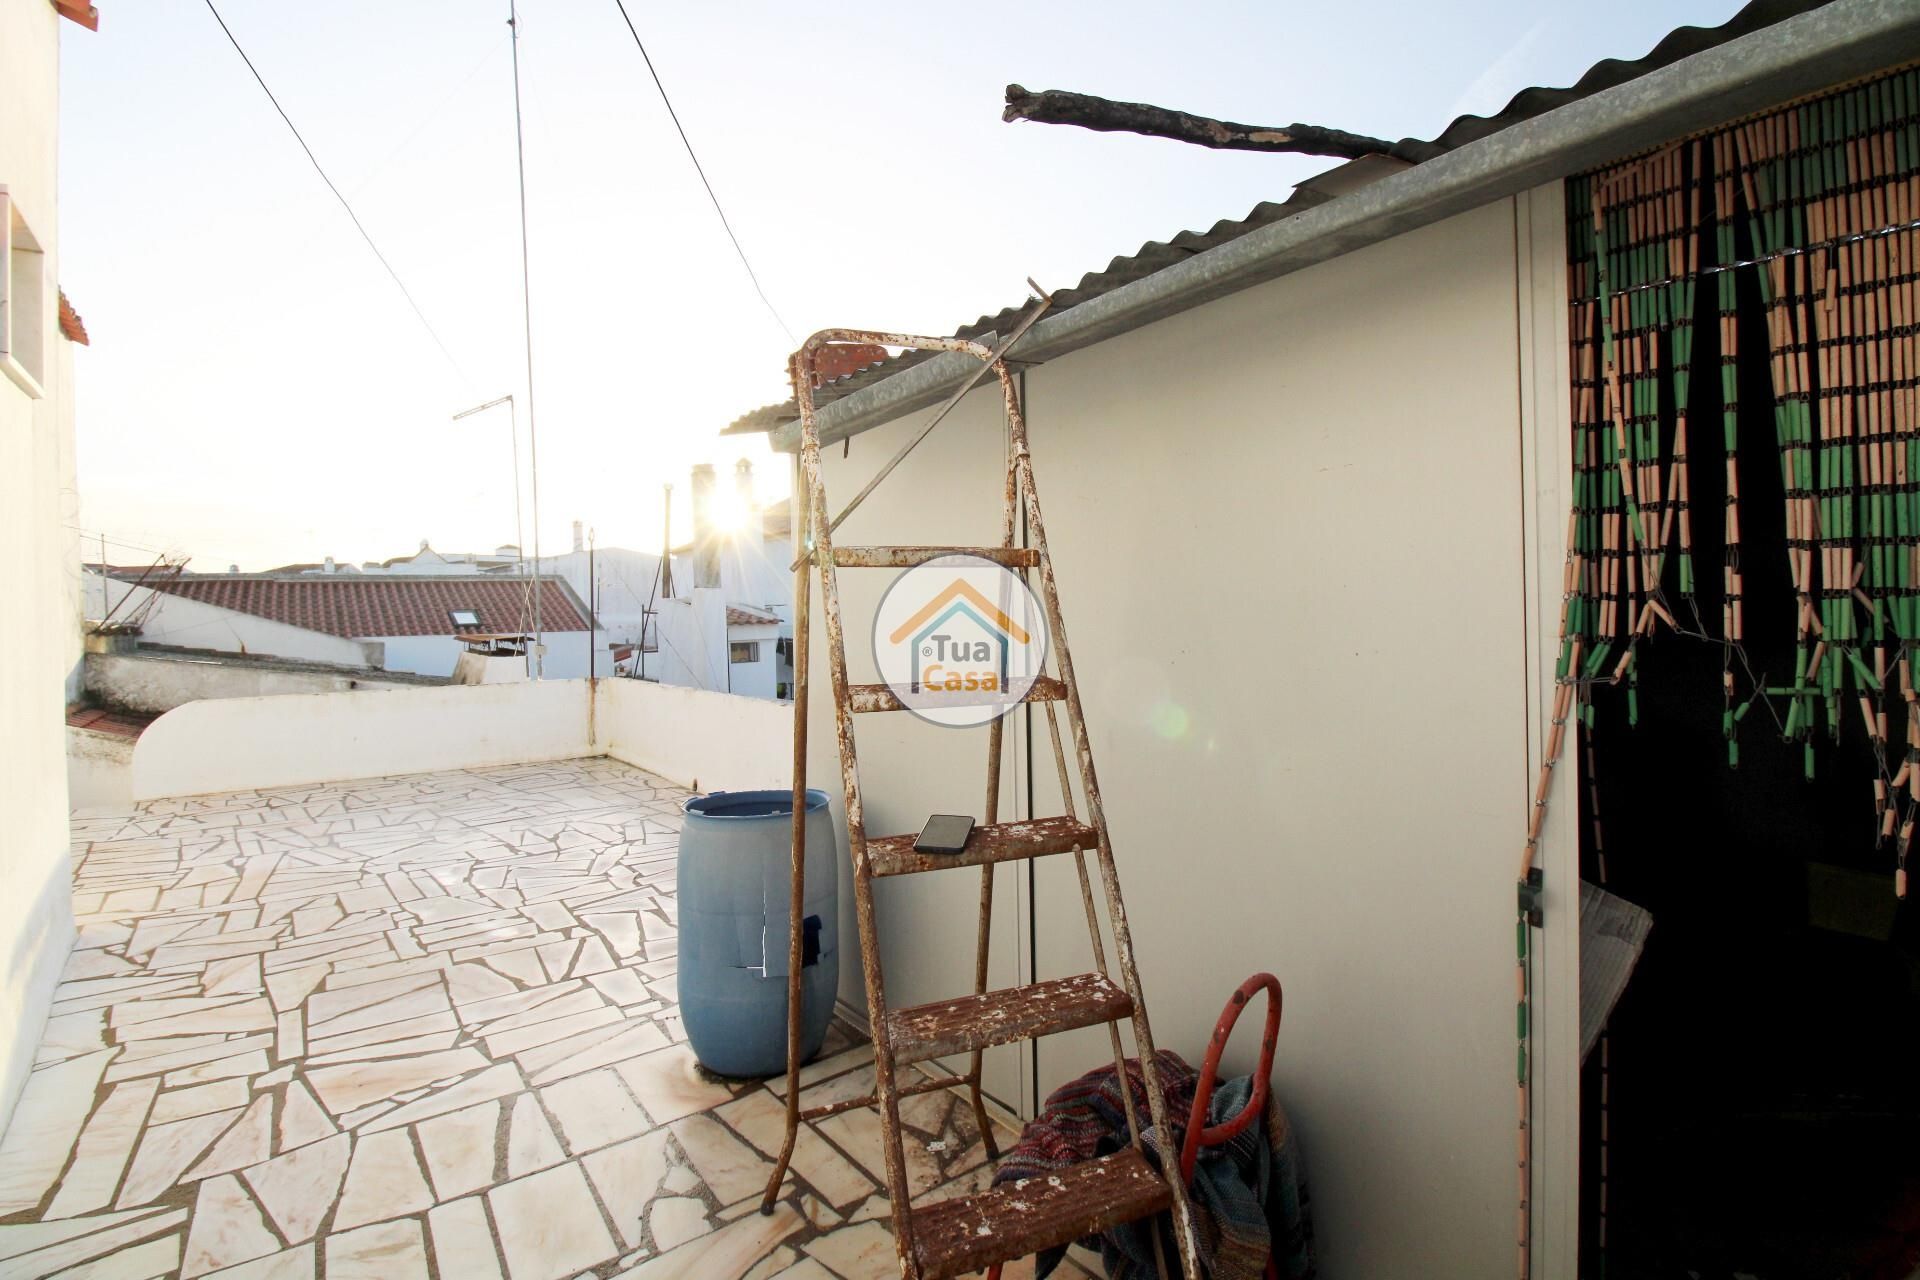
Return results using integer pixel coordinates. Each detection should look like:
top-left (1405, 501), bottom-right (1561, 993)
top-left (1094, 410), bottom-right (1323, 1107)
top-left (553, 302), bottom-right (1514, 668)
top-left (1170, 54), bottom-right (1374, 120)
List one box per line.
top-left (678, 788), bottom-right (838, 1078)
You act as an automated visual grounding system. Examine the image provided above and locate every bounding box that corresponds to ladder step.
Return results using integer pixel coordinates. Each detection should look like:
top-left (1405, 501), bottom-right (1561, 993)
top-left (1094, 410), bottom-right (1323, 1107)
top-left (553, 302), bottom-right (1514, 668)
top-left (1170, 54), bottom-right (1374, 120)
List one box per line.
top-left (847, 676), bottom-right (1066, 715)
top-left (887, 973), bottom-right (1132, 1067)
top-left (910, 1148), bottom-right (1173, 1279)
top-left (867, 815), bottom-right (1096, 878)
top-left (832, 545), bottom-right (1040, 568)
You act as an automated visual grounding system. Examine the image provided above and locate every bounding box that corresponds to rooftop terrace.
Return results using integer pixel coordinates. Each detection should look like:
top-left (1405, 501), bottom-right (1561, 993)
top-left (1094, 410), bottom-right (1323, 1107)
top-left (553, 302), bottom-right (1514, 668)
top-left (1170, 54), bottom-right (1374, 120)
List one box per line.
top-left (0, 757), bottom-right (1094, 1279)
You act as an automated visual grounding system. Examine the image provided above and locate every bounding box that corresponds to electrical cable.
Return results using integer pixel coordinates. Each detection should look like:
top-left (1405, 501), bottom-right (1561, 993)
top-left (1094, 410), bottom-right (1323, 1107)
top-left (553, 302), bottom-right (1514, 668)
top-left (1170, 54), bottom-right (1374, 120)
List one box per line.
top-left (607, 0), bottom-right (796, 345)
top-left (201, 0), bottom-right (470, 386)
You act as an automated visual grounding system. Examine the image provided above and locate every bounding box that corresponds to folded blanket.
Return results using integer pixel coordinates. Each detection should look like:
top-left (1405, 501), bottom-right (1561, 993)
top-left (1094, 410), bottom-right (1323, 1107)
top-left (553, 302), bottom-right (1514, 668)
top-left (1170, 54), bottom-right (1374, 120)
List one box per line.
top-left (992, 1049), bottom-right (1314, 1279)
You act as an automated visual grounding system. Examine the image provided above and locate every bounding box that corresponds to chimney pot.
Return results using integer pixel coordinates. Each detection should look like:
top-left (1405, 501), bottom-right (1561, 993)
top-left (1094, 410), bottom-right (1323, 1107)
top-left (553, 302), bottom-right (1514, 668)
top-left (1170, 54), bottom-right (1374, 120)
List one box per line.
top-left (690, 464), bottom-right (720, 589)
top-left (734, 459), bottom-right (755, 516)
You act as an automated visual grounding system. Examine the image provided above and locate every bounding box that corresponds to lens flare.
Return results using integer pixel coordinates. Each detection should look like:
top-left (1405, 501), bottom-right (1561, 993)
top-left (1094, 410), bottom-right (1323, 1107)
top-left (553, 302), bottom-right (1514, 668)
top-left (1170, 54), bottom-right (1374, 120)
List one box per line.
top-left (1148, 700), bottom-right (1190, 741)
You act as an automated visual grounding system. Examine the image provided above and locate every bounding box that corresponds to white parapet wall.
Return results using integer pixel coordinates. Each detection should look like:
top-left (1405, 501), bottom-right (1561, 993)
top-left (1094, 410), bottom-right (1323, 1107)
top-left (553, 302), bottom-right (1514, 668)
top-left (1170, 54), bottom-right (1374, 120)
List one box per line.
top-left (126, 677), bottom-right (794, 802)
top-left (597, 677), bottom-right (791, 793)
top-left (131, 681), bottom-right (593, 800)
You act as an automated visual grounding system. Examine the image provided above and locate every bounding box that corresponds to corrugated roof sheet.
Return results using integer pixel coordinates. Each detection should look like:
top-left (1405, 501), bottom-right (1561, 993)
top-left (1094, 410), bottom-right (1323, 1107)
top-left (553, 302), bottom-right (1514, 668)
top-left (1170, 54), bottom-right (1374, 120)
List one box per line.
top-left (127, 574), bottom-right (591, 638)
top-left (726, 0), bottom-right (1833, 435)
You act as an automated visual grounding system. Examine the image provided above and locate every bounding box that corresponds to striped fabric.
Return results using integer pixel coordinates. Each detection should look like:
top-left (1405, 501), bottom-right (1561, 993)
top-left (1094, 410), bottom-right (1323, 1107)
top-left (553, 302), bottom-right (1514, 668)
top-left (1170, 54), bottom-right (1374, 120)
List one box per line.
top-left (993, 1049), bottom-right (1315, 1279)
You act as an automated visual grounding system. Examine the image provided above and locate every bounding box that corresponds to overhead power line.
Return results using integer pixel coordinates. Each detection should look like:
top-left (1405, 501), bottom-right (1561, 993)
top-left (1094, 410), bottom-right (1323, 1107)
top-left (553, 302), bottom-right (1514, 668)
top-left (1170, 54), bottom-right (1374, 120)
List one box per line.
top-left (608, 0), bottom-right (797, 346)
top-left (201, 0), bottom-right (470, 385)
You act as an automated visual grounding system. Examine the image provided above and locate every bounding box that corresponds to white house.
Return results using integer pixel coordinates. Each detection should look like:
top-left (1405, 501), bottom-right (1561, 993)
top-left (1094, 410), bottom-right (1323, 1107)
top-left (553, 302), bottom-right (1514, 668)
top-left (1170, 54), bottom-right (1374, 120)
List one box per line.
top-left (90, 568), bottom-right (596, 679)
top-left (0, 0), bottom-right (93, 1134)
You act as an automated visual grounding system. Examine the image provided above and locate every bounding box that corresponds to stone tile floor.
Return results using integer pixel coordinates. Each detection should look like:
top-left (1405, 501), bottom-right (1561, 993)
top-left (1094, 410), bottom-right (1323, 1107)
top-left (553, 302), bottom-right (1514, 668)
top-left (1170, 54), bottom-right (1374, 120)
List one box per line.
top-left (0, 759), bottom-right (1099, 1280)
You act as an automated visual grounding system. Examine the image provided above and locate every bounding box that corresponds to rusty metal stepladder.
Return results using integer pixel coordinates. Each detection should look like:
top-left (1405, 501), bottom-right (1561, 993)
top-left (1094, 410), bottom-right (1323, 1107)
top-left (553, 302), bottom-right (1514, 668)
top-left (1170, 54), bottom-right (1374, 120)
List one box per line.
top-left (756, 316), bottom-right (1204, 1280)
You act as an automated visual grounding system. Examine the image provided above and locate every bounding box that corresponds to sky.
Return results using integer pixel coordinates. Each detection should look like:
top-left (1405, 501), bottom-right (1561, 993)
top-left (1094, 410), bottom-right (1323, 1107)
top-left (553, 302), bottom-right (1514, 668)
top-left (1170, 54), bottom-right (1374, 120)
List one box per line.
top-left (59, 0), bottom-right (1746, 571)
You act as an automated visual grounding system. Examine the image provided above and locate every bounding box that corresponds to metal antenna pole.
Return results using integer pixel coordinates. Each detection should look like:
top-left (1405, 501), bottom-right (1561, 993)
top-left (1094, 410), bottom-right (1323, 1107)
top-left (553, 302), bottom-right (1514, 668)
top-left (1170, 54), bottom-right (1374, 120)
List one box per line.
top-left (452, 392), bottom-right (532, 676)
top-left (508, 0), bottom-right (543, 677)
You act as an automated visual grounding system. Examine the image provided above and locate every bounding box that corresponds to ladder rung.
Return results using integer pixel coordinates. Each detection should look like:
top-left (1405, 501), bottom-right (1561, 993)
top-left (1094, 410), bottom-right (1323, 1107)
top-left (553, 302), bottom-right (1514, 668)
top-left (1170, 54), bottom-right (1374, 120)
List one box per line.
top-left (847, 676), bottom-right (1066, 715)
top-left (886, 973), bottom-right (1132, 1067)
top-left (910, 1147), bottom-right (1172, 1279)
top-left (831, 545), bottom-right (1040, 568)
top-left (866, 815), bottom-right (1096, 878)
top-left (797, 1072), bottom-right (965, 1123)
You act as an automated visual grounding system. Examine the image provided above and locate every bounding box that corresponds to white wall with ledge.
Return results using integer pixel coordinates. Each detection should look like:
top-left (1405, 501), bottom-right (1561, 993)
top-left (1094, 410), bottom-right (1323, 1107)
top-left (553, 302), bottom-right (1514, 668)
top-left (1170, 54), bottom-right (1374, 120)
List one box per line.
top-left (86, 650), bottom-right (427, 717)
top-left (597, 676), bottom-right (791, 793)
top-left (125, 678), bottom-right (793, 803)
top-left (131, 681), bottom-right (594, 801)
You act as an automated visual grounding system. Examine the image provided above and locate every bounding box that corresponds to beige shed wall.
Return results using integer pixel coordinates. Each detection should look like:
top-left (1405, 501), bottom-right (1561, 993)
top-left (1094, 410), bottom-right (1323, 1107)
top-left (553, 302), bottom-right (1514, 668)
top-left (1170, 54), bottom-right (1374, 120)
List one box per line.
top-left (803, 188), bottom-right (1579, 1277)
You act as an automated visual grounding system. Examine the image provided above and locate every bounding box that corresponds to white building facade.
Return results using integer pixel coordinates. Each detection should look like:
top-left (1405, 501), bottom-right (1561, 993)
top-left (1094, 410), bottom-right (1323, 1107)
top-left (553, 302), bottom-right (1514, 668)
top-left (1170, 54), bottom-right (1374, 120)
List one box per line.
top-left (0, 0), bottom-right (91, 1133)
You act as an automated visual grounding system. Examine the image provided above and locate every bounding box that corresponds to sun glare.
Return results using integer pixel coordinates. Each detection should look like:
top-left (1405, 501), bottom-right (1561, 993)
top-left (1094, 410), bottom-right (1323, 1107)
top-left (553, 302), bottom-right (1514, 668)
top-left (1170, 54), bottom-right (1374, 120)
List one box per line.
top-left (709, 489), bottom-right (752, 536)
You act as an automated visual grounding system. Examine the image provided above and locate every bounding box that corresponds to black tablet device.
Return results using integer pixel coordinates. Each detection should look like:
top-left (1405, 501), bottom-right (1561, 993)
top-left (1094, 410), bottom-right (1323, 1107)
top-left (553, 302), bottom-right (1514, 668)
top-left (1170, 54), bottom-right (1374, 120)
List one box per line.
top-left (914, 814), bottom-right (975, 854)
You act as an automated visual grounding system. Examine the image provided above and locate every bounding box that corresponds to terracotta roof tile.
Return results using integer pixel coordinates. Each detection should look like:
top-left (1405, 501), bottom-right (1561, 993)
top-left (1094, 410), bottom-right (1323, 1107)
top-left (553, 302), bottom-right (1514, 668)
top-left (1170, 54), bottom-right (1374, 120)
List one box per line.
top-left (132, 575), bottom-right (590, 638)
top-left (58, 291), bottom-right (89, 345)
top-left (726, 605), bottom-right (781, 626)
top-left (52, 0), bottom-right (98, 31)
top-left (67, 706), bottom-right (155, 738)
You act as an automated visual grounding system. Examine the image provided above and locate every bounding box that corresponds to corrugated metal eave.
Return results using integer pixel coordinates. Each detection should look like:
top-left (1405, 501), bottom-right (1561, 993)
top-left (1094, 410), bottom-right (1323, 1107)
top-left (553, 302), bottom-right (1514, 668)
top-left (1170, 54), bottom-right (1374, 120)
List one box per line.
top-left (769, 0), bottom-right (1920, 453)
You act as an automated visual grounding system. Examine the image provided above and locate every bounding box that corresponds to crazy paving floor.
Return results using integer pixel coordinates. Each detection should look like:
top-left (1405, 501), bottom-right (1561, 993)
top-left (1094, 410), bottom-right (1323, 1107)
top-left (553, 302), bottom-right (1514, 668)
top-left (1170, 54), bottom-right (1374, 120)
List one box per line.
top-left (0, 759), bottom-right (1100, 1280)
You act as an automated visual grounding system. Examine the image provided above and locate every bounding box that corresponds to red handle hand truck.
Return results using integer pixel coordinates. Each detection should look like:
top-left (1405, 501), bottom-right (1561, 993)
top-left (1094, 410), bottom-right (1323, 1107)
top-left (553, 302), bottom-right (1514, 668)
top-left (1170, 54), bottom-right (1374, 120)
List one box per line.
top-left (986, 972), bottom-right (1285, 1280)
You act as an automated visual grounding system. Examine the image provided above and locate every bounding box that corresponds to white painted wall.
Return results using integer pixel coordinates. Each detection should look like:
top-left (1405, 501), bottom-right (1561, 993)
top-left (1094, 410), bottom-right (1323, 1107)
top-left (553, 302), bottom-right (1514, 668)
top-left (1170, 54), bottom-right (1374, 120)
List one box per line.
top-left (542, 544), bottom-right (791, 700)
top-left (123, 676), bottom-right (794, 808)
top-left (548, 545), bottom-right (662, 647)
top-left (67, 727), bottom-right (134, 814)
top-left (643, 589), bottom-right (729, 691)
top-left (598, 677), bottom-right (791, 793)
top-left (130, 681), bottom-right (593, 800)
top-left (724, 622), bottom-right (781, 700)
top-left (0, 0), bottom-right (78, 1135)
top-left (714, 527), bottom-right (793, 620)
top-left (86, 571), bottom-right (376, 668)
top-left (376, 630), bottom-right (594, 680)
top-left (86, 651), bottom-right (425, 716)
top-left (804, 194), bottom-right (1579, 1278)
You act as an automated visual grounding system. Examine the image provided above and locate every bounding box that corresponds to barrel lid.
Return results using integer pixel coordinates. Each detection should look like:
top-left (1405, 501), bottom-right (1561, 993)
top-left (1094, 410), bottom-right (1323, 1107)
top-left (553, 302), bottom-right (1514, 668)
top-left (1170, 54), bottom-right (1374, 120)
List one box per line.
top-left (684, 788), bottom-right (830, 819)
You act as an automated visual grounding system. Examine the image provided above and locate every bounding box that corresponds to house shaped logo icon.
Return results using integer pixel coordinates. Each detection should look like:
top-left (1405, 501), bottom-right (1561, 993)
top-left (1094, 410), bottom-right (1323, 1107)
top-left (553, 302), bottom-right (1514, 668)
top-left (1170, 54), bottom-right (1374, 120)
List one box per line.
top-left (887, 580), bottom-right (1031, 693)
top-left (871, 554), bottom-right (1049, 728)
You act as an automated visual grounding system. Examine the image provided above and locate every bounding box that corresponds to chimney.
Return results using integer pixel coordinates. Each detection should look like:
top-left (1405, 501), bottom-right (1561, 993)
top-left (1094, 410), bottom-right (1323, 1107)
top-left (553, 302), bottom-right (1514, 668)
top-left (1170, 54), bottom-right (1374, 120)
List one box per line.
top-left (572, 520), bottom-right (584, 554)
top-left (324, 556), bottom-right (336, 574)
top-left (735, 458), bottom-right (755, 516)
top-left (690, 464), bottom-right (720, 589)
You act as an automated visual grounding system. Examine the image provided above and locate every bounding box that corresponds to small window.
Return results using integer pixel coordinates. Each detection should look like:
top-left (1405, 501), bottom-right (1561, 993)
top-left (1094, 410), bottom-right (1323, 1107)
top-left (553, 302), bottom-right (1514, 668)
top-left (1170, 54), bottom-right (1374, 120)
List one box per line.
top-left (730, 641), bottom-right (760, 664)
top-left (1, 188), bottom-right (47, 398)
top-left (449, 608), bottom-right (481, 627)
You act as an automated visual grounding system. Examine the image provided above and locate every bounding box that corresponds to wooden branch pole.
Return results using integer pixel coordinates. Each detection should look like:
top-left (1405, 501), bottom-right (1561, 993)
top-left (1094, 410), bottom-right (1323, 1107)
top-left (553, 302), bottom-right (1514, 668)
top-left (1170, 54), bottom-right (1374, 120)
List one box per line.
top-left (1001, 84), bottom-right (1435, 162)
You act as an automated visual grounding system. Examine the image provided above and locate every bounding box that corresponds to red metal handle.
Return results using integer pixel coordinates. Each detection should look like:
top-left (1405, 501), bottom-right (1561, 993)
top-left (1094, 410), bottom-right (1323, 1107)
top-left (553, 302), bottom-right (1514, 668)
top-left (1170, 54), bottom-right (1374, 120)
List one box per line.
top-left (1178, 972), bottom-right (1283, 1183)
top-left (987, 972), bottom-right (1286, 1280)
